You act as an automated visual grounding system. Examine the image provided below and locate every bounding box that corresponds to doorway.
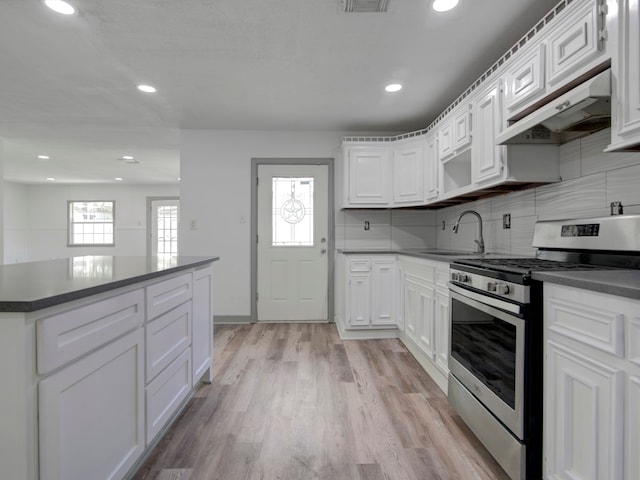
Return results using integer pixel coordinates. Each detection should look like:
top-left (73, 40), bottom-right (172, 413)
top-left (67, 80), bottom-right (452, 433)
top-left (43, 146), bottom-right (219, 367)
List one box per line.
top-left (251, 159), bottom-right (334, 322)
top-left (148, 197), bottom-right (180, 257)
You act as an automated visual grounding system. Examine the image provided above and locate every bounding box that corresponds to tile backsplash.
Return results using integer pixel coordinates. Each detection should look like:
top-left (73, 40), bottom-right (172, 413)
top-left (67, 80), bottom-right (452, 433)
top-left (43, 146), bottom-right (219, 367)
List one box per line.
top-left (337, 129), bottom-right (640, 255)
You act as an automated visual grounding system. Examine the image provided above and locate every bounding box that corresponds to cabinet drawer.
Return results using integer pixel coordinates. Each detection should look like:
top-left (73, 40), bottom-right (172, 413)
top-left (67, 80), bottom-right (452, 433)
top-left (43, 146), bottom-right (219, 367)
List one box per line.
top-left (350, 259), bottom-right (371, 272)
top-left (545, 285), bottom-right (625, 357)
top-left (146, 348), bottom-right (192, 442)
top-left (146, 301), bottom-right (191, 382)
top-left (146, 273), bottom-right (192, 320)
top-left (37, 289), bottom-right (144, 375)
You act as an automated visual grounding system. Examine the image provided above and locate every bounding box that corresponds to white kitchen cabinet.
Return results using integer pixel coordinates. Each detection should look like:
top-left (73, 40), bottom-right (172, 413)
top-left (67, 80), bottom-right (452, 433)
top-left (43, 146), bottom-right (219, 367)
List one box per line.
top-left (343, 144), bottom-right (391, 207)
top-left (393, 140), bottom-right (425, 205)
top-left (544, 283), bottom-right (639, 480)
top-left (609, 0), bottom-right (640, 151)
top-left (424, 132), bottom-right (439, 201)
top-left (344, 256), bottom-right (397, 330)
top-left (545, 0), bottom-right (607, 88)
top-left (472, 79), bottom-right (504, 185)
top-left (39, 329), bottom-right (145, 480)
top-left (400, 256), bottom-right (450, 393)
top-left (438, 103), bottom-right (472, 162)
top-left (504, 43), bottom-right (546, 118)
top-left (146, 301), bottom-right (191, 382)
top-left (192, 265), bottom-right (214, 382)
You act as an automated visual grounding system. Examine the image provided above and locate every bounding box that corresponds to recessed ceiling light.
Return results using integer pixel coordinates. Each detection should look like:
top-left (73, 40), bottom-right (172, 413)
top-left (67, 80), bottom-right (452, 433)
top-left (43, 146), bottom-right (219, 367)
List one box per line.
top-left (122, 155), bottom-right (134, 160)
top-left (46, 177), bottom-right (56, 181)
top-left (137, 84), bottom-right (157, 93)
top-left (432, 0), bottom-right (459, 12)
top-left (115, 177), bottom-right (124, 181)
top-left (44, 0), bottom-right (76, 15)
top-left (385, 83), bottom-right (403, 93)
top-left (37, 155), bottom-right (50, 160)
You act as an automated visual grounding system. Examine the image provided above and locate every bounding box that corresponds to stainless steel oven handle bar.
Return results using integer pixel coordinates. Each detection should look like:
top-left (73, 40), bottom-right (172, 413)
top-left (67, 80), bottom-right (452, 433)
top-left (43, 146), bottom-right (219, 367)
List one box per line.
top-left (449, 283), bottom-right (522, 315)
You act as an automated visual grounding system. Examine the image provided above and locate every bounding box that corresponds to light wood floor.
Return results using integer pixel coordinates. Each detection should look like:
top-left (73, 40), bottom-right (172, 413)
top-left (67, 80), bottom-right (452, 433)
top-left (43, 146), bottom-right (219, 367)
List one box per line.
top-left (132, 323), bottom-right (509, 480)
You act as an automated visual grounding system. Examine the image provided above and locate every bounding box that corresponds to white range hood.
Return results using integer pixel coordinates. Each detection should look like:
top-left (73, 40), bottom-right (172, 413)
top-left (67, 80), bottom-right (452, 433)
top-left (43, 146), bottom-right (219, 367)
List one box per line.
top-left (496, 68), bottom-right (611, 145)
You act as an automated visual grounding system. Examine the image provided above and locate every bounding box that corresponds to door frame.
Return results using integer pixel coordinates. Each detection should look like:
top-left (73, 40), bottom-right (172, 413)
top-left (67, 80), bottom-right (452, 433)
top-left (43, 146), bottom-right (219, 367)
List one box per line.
top-left (250, 158), bottom-right (335, 323)
top-left (146, 196), bottom-right (180, 256)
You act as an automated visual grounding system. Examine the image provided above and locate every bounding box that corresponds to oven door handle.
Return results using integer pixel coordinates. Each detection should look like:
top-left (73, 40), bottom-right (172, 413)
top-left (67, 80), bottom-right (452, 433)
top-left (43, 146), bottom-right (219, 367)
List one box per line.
top-left (449, 283), bottom-right (522, 316)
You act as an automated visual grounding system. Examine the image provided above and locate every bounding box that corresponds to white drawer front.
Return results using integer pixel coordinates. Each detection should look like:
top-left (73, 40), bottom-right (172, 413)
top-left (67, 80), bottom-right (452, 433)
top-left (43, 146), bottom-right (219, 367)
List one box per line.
top-left (146, 301), bottom-right (191, 382)
top-left (37, 289), bottom-right (144, 375)
top-left (545, 287), bottom-right (625, 357)
top-left (145, 347), bottom-right (192, 443)
top-left (146, 272), bottom-right (192, 320)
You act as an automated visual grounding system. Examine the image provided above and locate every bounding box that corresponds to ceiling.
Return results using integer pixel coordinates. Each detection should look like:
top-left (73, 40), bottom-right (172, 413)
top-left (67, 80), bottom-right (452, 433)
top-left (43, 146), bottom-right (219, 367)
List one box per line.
top-left (0, 0), bottom-right (560, 184)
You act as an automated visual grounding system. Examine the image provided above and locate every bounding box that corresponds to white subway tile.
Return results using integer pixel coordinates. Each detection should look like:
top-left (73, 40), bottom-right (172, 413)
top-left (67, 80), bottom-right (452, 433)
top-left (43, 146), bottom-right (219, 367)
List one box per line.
top-left (535, 173), bottom-right (606, 220)
top-left (606, 163), bottom-right (640, 207)
top-left (582, 129), bottom-right (640, 175)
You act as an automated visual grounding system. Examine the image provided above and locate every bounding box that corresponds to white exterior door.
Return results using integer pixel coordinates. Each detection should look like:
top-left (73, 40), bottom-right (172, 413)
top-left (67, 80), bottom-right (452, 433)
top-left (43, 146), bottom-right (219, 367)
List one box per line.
top-left (257, 164), bottom-right (329, 321)
top-left (149, 198), bottom-right (179, 256)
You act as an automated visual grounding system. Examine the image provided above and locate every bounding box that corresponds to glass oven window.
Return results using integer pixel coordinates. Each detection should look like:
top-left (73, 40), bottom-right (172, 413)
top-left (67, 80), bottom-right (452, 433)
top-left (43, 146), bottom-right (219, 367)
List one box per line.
top-left (451, 298), bottom-right (516, 408)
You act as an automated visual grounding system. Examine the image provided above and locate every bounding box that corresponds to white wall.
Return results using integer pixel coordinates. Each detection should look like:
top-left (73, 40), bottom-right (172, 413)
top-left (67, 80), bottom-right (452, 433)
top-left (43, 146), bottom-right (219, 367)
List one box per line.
top-left (4, 183), bottom-right (179, 263)
top-left (3, 182), bottom-right (30, 263)
top-left (0, 140), bottom-right (4, 264)
top-left (179, 129), bottom-right (347, 317)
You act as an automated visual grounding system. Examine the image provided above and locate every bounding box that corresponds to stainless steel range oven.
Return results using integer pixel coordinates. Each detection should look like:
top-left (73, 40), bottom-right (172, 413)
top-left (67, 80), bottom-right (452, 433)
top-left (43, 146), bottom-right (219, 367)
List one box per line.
top-left (447, 214), bottom-right (640, 480)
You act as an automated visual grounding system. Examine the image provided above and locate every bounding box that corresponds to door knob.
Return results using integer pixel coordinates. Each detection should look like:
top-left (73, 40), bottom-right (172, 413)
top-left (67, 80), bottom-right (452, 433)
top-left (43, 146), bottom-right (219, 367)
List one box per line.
top-left (321, 249), bottom-right (327, 254)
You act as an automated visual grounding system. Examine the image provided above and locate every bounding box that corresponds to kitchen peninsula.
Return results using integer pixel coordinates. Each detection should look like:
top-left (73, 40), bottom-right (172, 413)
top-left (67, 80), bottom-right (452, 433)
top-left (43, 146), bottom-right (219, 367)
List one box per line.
top-left (0, 255), bottom-right (218, 480)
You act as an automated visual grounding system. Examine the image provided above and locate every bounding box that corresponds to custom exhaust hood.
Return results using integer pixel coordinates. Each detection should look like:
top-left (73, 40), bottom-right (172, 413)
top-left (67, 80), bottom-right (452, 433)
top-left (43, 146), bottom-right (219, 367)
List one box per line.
top-left (496, 68), bottom-right (611, 145)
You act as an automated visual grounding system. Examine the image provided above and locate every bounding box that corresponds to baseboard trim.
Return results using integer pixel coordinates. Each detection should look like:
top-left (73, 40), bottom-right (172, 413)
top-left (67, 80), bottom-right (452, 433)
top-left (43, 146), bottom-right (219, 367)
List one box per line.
top-left (214, 315), bottom-right (252, 324)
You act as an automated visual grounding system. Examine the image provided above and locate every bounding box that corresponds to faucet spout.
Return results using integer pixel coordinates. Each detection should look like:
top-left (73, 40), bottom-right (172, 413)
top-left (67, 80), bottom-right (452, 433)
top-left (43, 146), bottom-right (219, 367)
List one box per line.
top-left (452, 210), bottom-right (485, 254)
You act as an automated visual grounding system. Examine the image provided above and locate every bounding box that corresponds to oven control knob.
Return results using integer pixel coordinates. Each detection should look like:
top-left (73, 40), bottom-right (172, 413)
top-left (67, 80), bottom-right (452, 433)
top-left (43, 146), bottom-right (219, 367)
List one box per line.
top-left (487, 281), bottom-right (497, 292)
top-left (451, 272), bottom-right (459, 281)
top-left (496, 284), bottom-right (510, 295)
top-left (457, 273), bottom-right (469, 283)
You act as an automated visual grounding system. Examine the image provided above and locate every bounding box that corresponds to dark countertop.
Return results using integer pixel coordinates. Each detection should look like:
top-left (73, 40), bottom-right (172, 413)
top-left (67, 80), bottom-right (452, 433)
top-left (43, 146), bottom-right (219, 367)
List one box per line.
top-left (337, 249), bottom-right (517, 262)
top-left (0, 255), bottom-right (219, 313)
top-left (532, 269), bottom-right (640, 300)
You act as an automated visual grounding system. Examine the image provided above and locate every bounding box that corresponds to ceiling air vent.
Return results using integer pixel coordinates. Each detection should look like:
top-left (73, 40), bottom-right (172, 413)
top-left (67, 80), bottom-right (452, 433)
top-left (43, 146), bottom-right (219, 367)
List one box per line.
top-left (344, 0), bottom-right (389, 13)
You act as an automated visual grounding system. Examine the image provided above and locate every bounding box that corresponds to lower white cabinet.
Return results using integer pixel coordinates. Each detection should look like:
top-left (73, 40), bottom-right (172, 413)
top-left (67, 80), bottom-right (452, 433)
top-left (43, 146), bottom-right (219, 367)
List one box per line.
top-left (400, 257), bottom-right (450, 392)
top-left (544, 283), bottom-right (639, 480)
top-left (39, 329), bottom-right (145, 480)
top-left (345, 256), bottom-right (397, 329)
top-left (192, 265), bottom-right (214, 382)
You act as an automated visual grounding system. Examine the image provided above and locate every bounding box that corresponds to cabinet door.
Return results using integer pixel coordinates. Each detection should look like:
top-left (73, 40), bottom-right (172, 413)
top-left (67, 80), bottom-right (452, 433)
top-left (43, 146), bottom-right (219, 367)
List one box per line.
top-left (546, 0), bottom-right (604, 87)
top-left (544, 341), bottom-right (624, 480)
top-left (403, 277), bottom-right (420, 342)
top-left (371, 260), bottom-right (395, 326)
top-left (39, 329), bottom-right (144, 480)
top-left (192, 266), bottom-right (214, 383)
top-left (346, 147), bottom-right (391, 205)
top-left (504, 43), bottom-right (546, 117)
top-left (438, 120), bottom-right (454, 160)
top-left (472, 80), bottom-right (504, 184)
top-left (434, 290), bottom-right (450, 375)
top-left (424, 134), bottom-right (439, 200)
top-left (416, 283), bottom-right (435, 359)
top-left (610, 0), bottom-right (640, 150)
top-left (349, 273), bottom-right (371, 327)
top-left (393, 142), bottom-right (424, 205)
top-left (629, 375), bottom-right (640, 480)
top-left (452, 105), bottom-right (472, 151)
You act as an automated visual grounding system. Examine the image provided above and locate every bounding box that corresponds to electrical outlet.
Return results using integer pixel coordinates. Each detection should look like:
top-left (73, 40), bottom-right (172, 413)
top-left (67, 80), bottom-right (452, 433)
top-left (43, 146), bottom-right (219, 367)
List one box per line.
top-left (364, 221), bottom-right (370, 231)
top-left (503, 214), bottom-right (511, 229)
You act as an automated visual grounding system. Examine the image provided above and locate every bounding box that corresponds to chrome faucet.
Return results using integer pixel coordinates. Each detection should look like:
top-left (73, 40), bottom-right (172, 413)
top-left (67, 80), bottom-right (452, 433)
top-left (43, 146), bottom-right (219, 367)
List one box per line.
top-left (452, 210), bottom-right (485, 254)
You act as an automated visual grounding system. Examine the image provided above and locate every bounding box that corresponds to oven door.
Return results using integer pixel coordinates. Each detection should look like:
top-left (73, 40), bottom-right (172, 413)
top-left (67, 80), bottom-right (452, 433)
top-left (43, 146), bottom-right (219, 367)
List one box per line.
top-left (449, 284), bottom-right (525, 439)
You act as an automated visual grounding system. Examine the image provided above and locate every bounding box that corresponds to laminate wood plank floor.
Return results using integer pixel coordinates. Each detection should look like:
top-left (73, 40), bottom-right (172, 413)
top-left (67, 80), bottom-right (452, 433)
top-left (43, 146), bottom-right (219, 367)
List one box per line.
top-left (132, 323), bottom-right (510, 480)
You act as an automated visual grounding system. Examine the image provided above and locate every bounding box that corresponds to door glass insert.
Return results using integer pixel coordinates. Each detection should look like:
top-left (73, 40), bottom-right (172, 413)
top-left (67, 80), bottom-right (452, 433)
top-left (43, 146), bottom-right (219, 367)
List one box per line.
top-left (156, 204), bottom-right (178, 256)
top-left (272, 177), bottom-right (314, 246)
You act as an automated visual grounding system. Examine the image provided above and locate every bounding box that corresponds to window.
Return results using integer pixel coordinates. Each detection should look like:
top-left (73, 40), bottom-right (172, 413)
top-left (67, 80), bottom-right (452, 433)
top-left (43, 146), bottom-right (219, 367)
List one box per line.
top-left (272, 177), bottom-right (314, 246)
top-left (68, 201), bottom-right (115, 246)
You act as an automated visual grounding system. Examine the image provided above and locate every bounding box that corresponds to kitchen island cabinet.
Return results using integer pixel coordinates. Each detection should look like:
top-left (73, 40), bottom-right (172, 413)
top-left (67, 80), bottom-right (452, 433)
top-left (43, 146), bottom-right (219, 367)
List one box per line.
top-left (0, 255), bottom-right (218, 480)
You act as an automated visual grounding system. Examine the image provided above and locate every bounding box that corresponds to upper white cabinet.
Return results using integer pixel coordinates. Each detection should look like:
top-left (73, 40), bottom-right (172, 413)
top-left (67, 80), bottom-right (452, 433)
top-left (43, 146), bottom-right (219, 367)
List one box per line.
top-left (438, 103), bottom-right (472, 162)
top-left (472, 79), bottom-right (504, 185)
top-left (504, 44), bottom-right (546, 118)
top-left (544, 283), bottom-right (639, 480)
top-left (393, 139), bottom-right (425, 206)
top-left (424, 132), bottom-right (439, 201)
top-left (545, 0), bottom-right (608, 88)
top-left (343, 144), bottom-right (391, 207)
top-left (609, 0), bottom-right (640, 151)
